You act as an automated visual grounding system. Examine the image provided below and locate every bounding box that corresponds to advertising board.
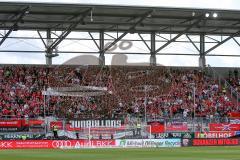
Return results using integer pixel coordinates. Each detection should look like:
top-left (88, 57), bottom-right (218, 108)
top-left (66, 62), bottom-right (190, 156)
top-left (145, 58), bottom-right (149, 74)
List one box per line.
top-left (192, 139), bottom-right (239, 146)
top-left (195, 132), bottom-right (236, 138)
top-left (156, 132), bottom-right (193, 139)
top-left (116, 139), bottom-right (181, 148)
top-left (209, 123), bottom-right (240, 131)
top-left (0, 140), bottom-right (116, 149)
top-left (165, 122), bottom-right (188, 132)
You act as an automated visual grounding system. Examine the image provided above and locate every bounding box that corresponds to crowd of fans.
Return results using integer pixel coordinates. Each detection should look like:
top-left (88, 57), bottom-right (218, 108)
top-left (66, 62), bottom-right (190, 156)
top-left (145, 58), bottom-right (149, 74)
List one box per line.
top-left (0, 65), bottom-right (239, 120)
top-left (228, 69), bottom-right (240, 92)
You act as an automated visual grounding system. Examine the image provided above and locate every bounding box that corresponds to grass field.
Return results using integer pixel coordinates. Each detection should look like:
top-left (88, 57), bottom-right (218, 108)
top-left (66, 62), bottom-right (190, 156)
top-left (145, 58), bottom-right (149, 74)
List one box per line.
top-left (0, 147), bottom-right (240, 160)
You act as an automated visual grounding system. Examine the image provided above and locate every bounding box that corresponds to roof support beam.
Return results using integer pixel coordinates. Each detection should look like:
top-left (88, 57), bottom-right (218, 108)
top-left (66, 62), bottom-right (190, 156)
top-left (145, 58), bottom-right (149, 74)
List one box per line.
top-left (204, 30), bottom-right (240, 55)
top-left (186, 35), bottom-right (200, 52)
top-left (47, 8), bottom-right (92, 53)
top-left (37, 30), bottom-right (47, 48)
top-left (0, 6), bottom-right (29, 46)
top-left (99, 31), bottom-right (105, 66)
top-left (205, 35), bottom-right (220, 43)
top-left (233, 37), bottom-right (240, 47)
top-left (154, 18), bottom-right (202, 54)
top-left (138, 33), bottom-right (151, 51)
top-left (150, 32), bottom-right (156, 66)
top-left (156, 34), bottom-right (169, 41)
top-left (104, 33), bottom-right (116, 40)
top-left (46, 29), bottom-right (52, 65)
top-left (100, 10), bottom-right (153, 54)
top-left (1, 49), bottom-right (240, 57)
top-left (88, 32), bottom-right (100, 50)
top-left (199, 34), bottom-right (206, 67)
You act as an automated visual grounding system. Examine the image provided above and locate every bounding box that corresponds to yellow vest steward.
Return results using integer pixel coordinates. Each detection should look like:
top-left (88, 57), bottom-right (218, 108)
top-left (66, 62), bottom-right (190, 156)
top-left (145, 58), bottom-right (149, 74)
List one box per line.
top-left (53, 126), bottom-right (58, 131)
top-left (137, 124), bottom-right (141, 128)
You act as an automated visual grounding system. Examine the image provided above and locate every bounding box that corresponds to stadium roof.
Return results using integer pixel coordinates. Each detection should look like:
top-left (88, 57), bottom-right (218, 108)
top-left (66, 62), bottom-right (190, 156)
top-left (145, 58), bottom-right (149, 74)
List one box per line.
top-left (0, 2), bottom-right (240, 35)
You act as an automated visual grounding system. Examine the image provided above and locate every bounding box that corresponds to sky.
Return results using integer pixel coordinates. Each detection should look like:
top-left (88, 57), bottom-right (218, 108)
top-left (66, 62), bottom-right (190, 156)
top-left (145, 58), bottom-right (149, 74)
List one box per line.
top-left (0, 0), bottom-right (240, 67)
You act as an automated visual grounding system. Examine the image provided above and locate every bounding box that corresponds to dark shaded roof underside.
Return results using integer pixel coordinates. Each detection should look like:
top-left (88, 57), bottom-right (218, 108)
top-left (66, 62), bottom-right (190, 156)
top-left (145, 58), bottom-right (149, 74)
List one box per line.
top-left (0, 2), bottom-right (240, 35)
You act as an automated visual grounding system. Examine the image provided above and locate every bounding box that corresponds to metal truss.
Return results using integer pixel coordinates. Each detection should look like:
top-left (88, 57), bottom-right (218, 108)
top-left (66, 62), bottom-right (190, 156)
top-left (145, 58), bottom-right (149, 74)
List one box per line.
top-left (154, 18), bottom-right (202, 54)
top-left (138, 33), bottom-right (151, 52)
top-left (0, 50), bottom-right (240, 57)
top-left (233, 38), bottom-right (240, 47)
top-left (204, 30), bottom-right (240, 55)
top-left (0, 6), bottom-right (30, 46)
top-left (186, 35), bottom-right (200, 52)
top-left (45, 8), bottom-right (92, 54)
top-left (100, 10), bottom-right (153, 54)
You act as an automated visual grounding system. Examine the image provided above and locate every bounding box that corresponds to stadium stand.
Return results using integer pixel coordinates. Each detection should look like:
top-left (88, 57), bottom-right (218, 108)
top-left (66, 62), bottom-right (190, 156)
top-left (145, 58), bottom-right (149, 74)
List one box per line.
top-left (0, 65), bottom-right (238, 121)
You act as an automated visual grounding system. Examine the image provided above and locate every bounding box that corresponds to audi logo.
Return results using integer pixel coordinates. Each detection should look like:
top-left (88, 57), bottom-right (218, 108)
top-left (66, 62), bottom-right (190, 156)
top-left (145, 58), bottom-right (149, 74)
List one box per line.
top-left (52, 140), bottom-right (72, 148)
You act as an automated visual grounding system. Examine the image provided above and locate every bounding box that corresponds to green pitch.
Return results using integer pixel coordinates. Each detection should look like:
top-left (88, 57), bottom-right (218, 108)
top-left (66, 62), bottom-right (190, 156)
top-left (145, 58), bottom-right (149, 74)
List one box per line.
top-left (0, 147), bottom-right (239, 160)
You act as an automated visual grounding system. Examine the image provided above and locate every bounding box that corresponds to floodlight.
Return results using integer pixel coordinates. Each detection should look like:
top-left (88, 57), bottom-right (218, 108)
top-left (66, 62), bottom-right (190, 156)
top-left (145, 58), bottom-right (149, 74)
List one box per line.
top-left (213, 12), bottom-right (218, 18)
top-left (205, 13), bottom-right (210, 18)
top-left (192, 12), bottom-right (195, 17)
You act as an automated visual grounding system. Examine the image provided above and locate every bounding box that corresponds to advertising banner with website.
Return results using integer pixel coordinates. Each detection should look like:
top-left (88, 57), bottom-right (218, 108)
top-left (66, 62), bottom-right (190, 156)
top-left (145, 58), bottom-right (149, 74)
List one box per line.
top-left (195, 132), bottom-right (236, 138)
top-left (0, 140), bottom-right (116, 149)
top-left (209, 123), bottom-right (240, 131)
top-left (116, 139), bottom-right (181, 148)
top-left (0, 133), bottom-right (45, 140)
top-left (182, 138), bottom-right (240, 147)
top-left (192, 139), bottom-right (240, 146)
top-left (165, 122), bottom-right (188, 132)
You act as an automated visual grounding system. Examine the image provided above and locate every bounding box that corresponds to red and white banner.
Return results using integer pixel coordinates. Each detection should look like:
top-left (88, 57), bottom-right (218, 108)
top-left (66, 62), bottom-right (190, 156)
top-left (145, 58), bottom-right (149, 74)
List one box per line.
top-left (209, 123), bottom-right (240, 131)
top-left (50, 121), bottom-right (64, 130)
top-left (0, 120), bottom-right (22, 128)
top-left (230, 119), bottom-right (240, 124)
top-left (147, 121), bottom-right (164, 133)
top-left (165, 122), bottom-right (188, 132)
top-left (195, 132), bottom-right (236, 138)
top-left (27, 120), bottom-right (44, 126)
top-left (0, 140), bottom-right (116, 149)
top-left (229, 112), bottom-right (240, 118)
top-left (0, 120), bottom-right (44, 128)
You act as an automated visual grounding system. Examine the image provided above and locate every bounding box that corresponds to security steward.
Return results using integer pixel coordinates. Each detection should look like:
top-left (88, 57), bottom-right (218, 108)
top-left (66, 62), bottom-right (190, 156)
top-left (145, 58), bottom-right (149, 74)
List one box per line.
top-left (222, 87), bottom-right (226, 94)
top-left (53, 125), bottom-right (59, 139)
top-left (136, 122), bottom-right (141, 136)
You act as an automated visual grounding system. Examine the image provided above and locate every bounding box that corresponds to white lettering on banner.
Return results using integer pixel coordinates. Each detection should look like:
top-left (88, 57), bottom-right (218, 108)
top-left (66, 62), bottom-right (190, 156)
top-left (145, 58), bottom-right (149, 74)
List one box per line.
top-left (172, 133), bottom-right (181, 137)
top-left (70, 120), bottom-right (122, 128)
top-left (196, 132), bottom-right (235, 138)
top-left (52, 141), bottom-right (72, 148)
top-left (74, 141), bottom-right (81, 149)
top-left (0, 121), bottom-right (18, 125)
top-left (0, 142), bottom-right (13, 148)
top-left (51, 140), bottom-right (115, 148)
top-left (86, 120), bottom-right (91, 127)
top-left (94, 120), bottom-right (99, 127)
top-left (230, 119), bottom-right (240, 124)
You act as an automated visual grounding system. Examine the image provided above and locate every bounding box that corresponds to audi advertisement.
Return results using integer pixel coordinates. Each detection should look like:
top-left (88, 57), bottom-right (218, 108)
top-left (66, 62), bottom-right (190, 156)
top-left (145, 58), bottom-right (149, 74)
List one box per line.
top-left (0, 139), bottom-right (183, 149)
top-left (0, 140), bottom-right (116, 149)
